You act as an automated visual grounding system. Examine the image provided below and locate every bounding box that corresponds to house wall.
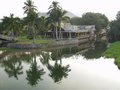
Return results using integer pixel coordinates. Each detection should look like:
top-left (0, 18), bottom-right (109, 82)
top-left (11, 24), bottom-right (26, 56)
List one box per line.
top-left (63, 23), bottom-right (95, 31)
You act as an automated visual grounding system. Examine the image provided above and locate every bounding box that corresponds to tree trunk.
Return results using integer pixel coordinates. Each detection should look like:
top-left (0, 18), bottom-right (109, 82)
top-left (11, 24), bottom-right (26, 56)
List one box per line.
top-left (56, 26), bottom-right (58, 40)
top-left (33, 27), bottom-right (35, 44)
top-left (59, 20), bottom-right (62, 40)
top-left (27, 26), bottom-right (29, 38)
top-left (12, 29), bottom-right (14, 40)
top-left (59, 24), bottom-right (61, 40)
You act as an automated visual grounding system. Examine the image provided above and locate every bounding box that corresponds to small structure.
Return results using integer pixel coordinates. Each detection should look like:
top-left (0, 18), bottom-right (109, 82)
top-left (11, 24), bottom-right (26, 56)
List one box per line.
top-left (45, 23), bottom-right (96, 39)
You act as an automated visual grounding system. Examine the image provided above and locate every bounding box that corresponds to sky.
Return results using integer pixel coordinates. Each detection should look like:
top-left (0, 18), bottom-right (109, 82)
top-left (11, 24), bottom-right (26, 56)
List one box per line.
top-left (0, 0), bottom-right (120, 21)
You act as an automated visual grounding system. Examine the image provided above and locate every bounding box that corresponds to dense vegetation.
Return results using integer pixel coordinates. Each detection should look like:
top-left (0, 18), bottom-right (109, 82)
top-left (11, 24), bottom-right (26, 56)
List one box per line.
top-left (100, 11), bottom-right (120, 69)
top-left (0, 0), bottom-right (110, 44)
top-left (106, 11), bottom-right (120, 42)
top-left (103, 41), bottom-right (120, 68)
top-left (0, 0), bottom-right (69, 43)
top-left (70, 12), bottom-right (109, 32)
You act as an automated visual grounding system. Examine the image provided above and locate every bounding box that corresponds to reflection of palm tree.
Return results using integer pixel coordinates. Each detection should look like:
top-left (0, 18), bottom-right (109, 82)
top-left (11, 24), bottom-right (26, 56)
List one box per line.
top-left (48, 64), bottom-right (71, 83)
top-left (40, 52), bottom-right (51, 66)
top-left (39, 51), bottom-right (71, 83)
top-left (26, 57), bottom-right (45, 86)
top-left (1, 58), bottom-right (23, 80)
top-left (49, 49), bottom-right (71, 83)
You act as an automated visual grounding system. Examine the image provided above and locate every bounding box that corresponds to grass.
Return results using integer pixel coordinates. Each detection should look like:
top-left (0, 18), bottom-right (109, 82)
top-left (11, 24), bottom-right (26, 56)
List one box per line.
top-left (16, 38), bottom-right (56, 44)
top-left (103, 41), bottom-right (120, 68)
top-left (0, 47), bottom-right (18, 50)
top-left (18, 36), bottom-right (27, 40)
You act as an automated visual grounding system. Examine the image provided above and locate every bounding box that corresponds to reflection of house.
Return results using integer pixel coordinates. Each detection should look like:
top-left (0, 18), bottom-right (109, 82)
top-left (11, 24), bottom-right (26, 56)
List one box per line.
top-left (45, 23), bottom-right (96, 39)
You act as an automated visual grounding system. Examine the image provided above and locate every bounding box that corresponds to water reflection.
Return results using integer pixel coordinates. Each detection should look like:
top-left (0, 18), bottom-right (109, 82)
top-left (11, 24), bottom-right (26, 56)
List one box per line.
top-left (26, 56), bottom-right (45, 86)
top-left (82, 40), bottom-right (108, 59)
top-left (0, 41), bottom-right (108, 88)
top-left (48, 64), bottom-right (71, 83)
top-left (40, 51), bottom-right (71, 83)
top-left (1, 55), bottom-right (23, 80)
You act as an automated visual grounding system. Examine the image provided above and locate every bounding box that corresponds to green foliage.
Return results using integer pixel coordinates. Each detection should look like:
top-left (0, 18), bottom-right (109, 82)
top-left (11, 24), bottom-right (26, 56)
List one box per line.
top-left (116, 11), bottom-right (120, 20)
top-left (107, 19), bottom-right (120, 42)
top-left (70, 12), bottom-right (109, 31)
top-left (103, 41), bottom-right (120, 68)
top-left (70, 17), bottom-right (83, 25)
top-left (36, 16), bottom-right (49, 35)
top-left (82, 12), bottom-right (109, 31)
top-left (0, 47), bottom-right (19, 50)
top-left (28, 35), bottom-right (33, 40)
top-left (18, 36), bottom-right (27, 40)
top-left (23, 0), bottom-right (37, 14)
top-left (0, 14), bottom-right (23, 36)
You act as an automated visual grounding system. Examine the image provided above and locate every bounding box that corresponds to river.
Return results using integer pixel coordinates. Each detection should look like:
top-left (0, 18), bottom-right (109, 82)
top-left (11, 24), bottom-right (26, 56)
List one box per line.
top-left (0, 40), bottom-right (120, 90)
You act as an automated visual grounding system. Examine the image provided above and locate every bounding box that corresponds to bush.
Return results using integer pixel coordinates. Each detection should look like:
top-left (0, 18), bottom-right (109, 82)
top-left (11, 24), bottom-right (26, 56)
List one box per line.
top-left (28, 35), bottom-right (33, 40)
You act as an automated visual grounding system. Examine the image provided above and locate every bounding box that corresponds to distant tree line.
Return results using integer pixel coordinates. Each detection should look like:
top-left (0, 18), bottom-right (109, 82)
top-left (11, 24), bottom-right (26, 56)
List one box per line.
top-left (70, 12), bottom-right (109, 32)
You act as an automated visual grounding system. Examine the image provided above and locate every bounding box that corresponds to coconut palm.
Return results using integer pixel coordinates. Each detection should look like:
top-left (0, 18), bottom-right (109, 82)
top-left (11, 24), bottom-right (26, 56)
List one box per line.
top-left (47, 1), bottom-right (61, 40)
top-left (57, 9), bottom-right (70, 39)
top-left (23, 0), bottom-right (38, 43)
top-left (35, 16), bottom-right (48, 37)
top-left (1, 14), bottom-right (21, 39)
top-left (23, 0), bottom-right (37, 14)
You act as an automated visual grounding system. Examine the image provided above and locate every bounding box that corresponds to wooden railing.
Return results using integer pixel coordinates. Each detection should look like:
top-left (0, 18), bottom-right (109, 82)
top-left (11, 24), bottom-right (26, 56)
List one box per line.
top-left (0, 34), bottom-right (18, 41)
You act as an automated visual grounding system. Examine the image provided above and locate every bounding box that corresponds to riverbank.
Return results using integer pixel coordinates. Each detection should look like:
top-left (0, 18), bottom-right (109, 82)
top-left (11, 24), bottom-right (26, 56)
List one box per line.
top-left (6, 38), bottom-right (89, 49)
top-left (103, 41), bottom-right (120, 68)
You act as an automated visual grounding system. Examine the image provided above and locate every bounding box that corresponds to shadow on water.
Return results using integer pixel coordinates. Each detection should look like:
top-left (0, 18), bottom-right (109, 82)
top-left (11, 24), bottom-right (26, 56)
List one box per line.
top-left (0, 40), bottom-right (108, 87)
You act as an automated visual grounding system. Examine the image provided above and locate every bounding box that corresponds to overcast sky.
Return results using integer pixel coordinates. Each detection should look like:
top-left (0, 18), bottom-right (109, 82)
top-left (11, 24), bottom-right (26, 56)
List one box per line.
top-left (0, 0), bottom-right (120, 21)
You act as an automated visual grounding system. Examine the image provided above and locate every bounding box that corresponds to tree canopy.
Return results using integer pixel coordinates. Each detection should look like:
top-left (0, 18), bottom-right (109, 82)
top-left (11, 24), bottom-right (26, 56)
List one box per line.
top-left (107, 11), bottom-right (120, 42)
top-left (70, 12), bottom-right (109, 31)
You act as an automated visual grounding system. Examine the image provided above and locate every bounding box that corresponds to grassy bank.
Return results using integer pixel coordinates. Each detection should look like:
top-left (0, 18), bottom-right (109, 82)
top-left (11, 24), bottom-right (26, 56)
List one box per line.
top-left (103, 41), bottom-right (120, 68)
top-left (0, 47), bottom-right (18, 50)
top-left (16, 39), bottom-right (56, 44)
top-left (17, 36), bottom-right (56, 44)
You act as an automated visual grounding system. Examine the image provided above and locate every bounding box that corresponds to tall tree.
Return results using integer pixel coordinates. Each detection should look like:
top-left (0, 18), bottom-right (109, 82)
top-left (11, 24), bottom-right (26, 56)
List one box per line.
top-left (47, 1), bottom-right (61, 40)
top-left (82, 12), bottom-right (109, 31)
top-left (57, 9), bottom-right (70, 39)
top-left (116, 11), bottom-right (120, 20)
top-left (23, 0), bottom-right (38, 43)
top-left (1, 14), bottom-right (21, 38)
top-left (106, 11), bottom-right (120, 42)
top-left (23, 0), bottom-right (37, 14)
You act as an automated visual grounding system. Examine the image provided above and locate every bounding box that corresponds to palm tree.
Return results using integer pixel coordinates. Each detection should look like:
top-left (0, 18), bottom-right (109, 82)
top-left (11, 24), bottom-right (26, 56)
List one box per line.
top-left (47, 1), bottom-right (61, 40)
top-left (57, 9), bottom-right (70, 39)
top-left (27, 11), bottom-right (38, 43)
top-left (1, 14), bottom-right (21, 39)
top-left (23, 0), bottom-right (37, 14)
top-left (35, 16), bottom-right (48, 37)
top-left (23, 0), bottom-right (38, 43)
